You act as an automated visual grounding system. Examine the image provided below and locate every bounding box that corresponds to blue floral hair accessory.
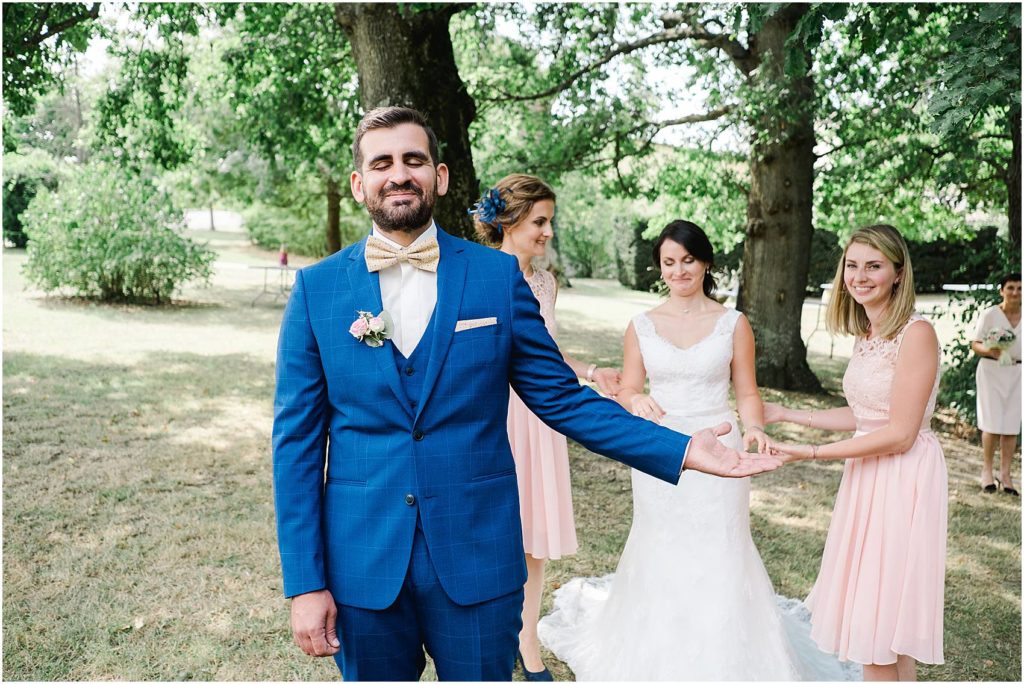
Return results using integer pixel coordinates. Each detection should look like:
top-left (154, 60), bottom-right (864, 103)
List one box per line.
top-left (468, 188), bottom-right (507, 234)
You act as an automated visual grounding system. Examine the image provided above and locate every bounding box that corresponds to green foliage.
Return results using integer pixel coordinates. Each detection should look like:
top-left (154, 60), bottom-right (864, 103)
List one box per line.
top-left (554, 172), bottom-right (639, 278)
top-left (2, 3), bottom-right (102, 118)
top-left (816, 4), bottom-right (1016, 239)
top-left (615, 218), bottom-right (659, 292)
top-left (241, 172), bottom-right (368, 257)
top-left (643, 147), bottom-right (748, 250)
top-left (928, 3), bottom-right (1021, 137)
top-left (937, 235), bottom-right (1017, 424)
top-left (221, 3), bottom-right (358, 176)
top-left (21, 162), bottom-right (214, 303)
top-left (243, 204), bottom-right (326, 258)
top-left (3, 148), bottom-right (59, 247)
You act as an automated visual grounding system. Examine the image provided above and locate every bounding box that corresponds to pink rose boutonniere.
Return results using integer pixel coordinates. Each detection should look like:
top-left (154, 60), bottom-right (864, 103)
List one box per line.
top-left (349, 310), bottom-right (394, 348)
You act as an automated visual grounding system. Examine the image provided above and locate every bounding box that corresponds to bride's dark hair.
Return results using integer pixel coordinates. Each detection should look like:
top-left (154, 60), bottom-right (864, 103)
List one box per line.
top-left (652, 220), bottom-right (717, 297)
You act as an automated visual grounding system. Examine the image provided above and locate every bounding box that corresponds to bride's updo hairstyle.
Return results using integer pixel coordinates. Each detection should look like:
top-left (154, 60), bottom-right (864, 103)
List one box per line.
top-left (471, 174), bottom-right (556, 245)
top-left (651, 220), bottom-right (717, 297)
top-left (826, 223), bottom-right (916, 340)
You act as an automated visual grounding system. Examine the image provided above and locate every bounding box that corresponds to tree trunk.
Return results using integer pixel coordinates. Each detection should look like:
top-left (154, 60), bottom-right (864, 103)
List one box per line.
top-left (209, 204), bottom-right (216, 231)
top-left (736, 6), bottom-right (823, 392)
top-left (1009, 108), bottom-right (1021, 249)
top-left (335, 3), bottom-right (478, 240)
top-left (326, 174), bottom-right (341, 254)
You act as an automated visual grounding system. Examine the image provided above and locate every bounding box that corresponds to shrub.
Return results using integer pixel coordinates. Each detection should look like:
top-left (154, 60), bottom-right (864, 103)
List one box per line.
top-left (21, 163), bottom-right (215, 304)
top-left (615, 219), bottom-right (660, 292)
top-left (243, 202), bottom-right (327, 258)
top-left (937, 236), bottom-right (1018, 426)
top-left (3, 148), bottom-right (59, 248)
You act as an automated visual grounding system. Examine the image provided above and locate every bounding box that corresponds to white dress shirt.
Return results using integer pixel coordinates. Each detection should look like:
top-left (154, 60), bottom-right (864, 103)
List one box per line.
top-left (371, 223), bottom-right (439, 357)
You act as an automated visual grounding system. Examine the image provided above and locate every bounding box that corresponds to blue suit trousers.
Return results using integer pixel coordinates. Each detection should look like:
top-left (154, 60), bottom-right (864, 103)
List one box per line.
top-left (333, 515), bottom-right (524, 681)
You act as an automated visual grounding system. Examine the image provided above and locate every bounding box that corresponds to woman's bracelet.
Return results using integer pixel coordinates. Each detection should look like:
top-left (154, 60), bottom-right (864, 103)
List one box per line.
top-left (586, 364), bottom-right (597, 382)
top-left (747, 425), bottom-right (765, 433)
top-left (811, 444), bottom-right (819, 460)
top-left (807, 410), bottom-right (816, 428)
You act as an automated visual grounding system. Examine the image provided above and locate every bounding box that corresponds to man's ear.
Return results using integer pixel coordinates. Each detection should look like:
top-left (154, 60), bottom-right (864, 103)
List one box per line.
top-left (350, 170), bottom-right (365, 204)
top-left (435, 163), bottom-right (449, 197)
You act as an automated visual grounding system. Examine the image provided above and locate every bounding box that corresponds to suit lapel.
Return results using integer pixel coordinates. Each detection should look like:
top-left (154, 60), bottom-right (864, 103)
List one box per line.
top-left (416, 229), bottom-right (467, 422)
top-left (346, 239), bottom-right (412, 420)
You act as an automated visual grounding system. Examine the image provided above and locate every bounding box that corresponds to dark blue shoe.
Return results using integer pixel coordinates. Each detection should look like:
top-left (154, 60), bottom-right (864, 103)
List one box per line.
top-left (517, 651), bottom-right (554, 681)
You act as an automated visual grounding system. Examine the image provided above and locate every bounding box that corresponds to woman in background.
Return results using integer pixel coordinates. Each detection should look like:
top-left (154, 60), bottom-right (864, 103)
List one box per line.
top-left (971, 272), bottom-right (1021, 495)
top-left (471, 174), bottom-right (622, 681)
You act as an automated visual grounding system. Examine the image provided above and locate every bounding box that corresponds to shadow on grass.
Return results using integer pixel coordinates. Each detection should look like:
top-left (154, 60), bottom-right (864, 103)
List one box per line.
top-left (2, 350), bottom-right (338, 681)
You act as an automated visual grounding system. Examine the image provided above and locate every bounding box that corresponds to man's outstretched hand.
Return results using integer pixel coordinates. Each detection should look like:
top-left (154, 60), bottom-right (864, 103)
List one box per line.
top-left (683, 422), bottom-right (783, 477)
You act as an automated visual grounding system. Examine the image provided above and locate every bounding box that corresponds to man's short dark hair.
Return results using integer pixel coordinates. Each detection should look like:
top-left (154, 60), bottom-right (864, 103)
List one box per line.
top-left (352, 106), bottom-right (440, 171)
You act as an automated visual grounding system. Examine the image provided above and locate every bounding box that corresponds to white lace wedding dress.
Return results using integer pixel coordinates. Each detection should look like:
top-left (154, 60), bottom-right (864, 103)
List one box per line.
top-left (538, 309), bottom-right (861, 681)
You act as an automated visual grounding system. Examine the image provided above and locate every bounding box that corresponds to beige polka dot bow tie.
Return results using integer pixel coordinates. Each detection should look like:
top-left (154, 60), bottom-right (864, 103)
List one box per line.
top-left (364, 235), bottom-right (440, 273)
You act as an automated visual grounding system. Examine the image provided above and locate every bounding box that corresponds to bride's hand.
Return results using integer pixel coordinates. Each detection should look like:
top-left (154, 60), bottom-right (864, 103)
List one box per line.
top-left (629, 394), bottom-right (665, 423)
top-left (743, 427), bottom-right (772, 454)
top-left (591, 366), bottom-right (623, 397)
top-left (762, 402), bottom-right (787, 425)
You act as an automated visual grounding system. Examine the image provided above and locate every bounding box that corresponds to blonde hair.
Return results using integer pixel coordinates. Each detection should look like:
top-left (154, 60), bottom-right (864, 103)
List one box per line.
top-left (472, 174), bottom-right (556, 244)
top-left (826, 224), bottom-right (916, 339)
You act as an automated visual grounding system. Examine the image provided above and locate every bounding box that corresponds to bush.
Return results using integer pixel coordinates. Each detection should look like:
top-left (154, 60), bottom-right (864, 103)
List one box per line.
top-left (22, 163), bottom-right (215, 304)
top-left (937, 236), bottom-right (1018, 426)
top-left (615, 219), bottom-right (660, 292)
top-left (243, 202), bottom-right (327, 258)
top-left (3, 148), bottom-right (59, 248)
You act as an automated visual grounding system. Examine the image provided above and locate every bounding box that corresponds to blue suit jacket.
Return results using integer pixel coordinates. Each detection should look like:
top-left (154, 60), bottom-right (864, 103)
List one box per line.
top-left (273, 228), bottom-right (689, 609)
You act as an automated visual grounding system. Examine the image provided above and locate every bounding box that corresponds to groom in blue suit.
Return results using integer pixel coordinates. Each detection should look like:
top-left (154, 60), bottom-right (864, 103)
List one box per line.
top-left (273, 107), bottom-right (780, 681)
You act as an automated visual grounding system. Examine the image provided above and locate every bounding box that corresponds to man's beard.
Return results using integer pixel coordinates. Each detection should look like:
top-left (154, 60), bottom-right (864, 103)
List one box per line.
top-left (366, 181), bottom-right (436, 233)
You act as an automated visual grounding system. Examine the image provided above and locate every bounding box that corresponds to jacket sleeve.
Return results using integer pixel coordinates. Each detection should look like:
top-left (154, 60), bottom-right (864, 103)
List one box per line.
top-left (272, 269), bottom-right (329, 597)
top-left (505, 258), bottom-right (687, 483)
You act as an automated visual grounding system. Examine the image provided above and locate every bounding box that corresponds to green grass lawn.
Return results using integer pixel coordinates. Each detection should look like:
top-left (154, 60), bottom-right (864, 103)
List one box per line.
top-left (3, 241), bottom-right (1020, 681)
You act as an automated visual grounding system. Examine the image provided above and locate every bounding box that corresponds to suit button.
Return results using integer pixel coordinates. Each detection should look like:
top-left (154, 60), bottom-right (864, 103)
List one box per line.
top-left (405, 493), bottom-right (416, 506)
top-left (405, 366), bottom-right (415, 376)
top-left (409, 399), bottom-right (418, 409)
top-left (413, 430), bottom-right (424, 441)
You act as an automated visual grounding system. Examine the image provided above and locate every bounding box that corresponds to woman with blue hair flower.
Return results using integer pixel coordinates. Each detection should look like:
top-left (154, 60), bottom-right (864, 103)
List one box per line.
top-left (471, 174), bottom-right (622, 681)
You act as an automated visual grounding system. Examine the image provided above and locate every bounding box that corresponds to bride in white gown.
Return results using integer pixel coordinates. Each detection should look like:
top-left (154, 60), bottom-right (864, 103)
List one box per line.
top-left (538, 221), bottom-right (859, 681)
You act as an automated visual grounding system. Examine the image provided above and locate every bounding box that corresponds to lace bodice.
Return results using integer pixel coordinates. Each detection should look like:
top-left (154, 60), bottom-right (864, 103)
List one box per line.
top-left (842, 315), bottom-right (940, 425)
top-left (525, 268), bottom-right (557, 337)
top-left (632, 308), bottom-right (742, 416)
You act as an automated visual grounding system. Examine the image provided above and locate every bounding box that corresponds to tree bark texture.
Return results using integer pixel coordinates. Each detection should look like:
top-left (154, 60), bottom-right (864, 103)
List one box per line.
top-left (736, 5), bottom-right (823, 392)
top-left (335, 4), bottom-right (478, 239)
top-left (326, 174), bottom-right (341, 254)
top-left (1009, 109), bottom-right (1021, 249)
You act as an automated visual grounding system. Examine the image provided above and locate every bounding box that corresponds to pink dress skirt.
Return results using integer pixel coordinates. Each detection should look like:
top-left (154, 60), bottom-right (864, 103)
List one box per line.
top-left (507, 268), bottom-right (578, 560)
top-left (507, 390), bottom-right (578, 560)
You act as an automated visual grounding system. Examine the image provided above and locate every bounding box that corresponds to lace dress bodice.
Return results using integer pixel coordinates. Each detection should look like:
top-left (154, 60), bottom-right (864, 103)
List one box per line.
top-left (842, 315), bottom-right (940, 428)
top-left (632, 309), bottom-right (741, 417)
top-left (525, 269), bottom-right (557, 338)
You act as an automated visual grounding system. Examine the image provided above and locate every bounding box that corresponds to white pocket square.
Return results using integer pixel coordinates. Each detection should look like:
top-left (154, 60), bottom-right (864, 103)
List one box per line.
top-left (455, 317), bottom-right (498, 332)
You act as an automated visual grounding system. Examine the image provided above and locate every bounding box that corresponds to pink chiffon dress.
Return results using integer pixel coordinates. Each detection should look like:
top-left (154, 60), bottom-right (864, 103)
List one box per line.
top-left (806, 315), bottom-right (948, 665)
top-left (507, 268), bottom-right (578, 560)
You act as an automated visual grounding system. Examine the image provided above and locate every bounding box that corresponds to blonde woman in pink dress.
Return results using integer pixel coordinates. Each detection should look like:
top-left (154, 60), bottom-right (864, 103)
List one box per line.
top-left (767, 224), bottom-right (948, 682)
top-left (471, 174), bottom-right (622, 681)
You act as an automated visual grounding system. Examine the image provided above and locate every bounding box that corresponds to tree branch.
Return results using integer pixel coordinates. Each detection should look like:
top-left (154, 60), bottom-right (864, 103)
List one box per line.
top-left (627, 106), bottom-right (734, 138)
top-left (485, 21), bottom-right (751, 103)
top-left (661, 11), bottom-right (758, 75)
top-left (7, 3), bottom-right (100, 57)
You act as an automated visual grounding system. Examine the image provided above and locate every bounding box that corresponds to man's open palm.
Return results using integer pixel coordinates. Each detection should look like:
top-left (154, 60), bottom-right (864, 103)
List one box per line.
top-left (683, 422), bottom-right (783, 477)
